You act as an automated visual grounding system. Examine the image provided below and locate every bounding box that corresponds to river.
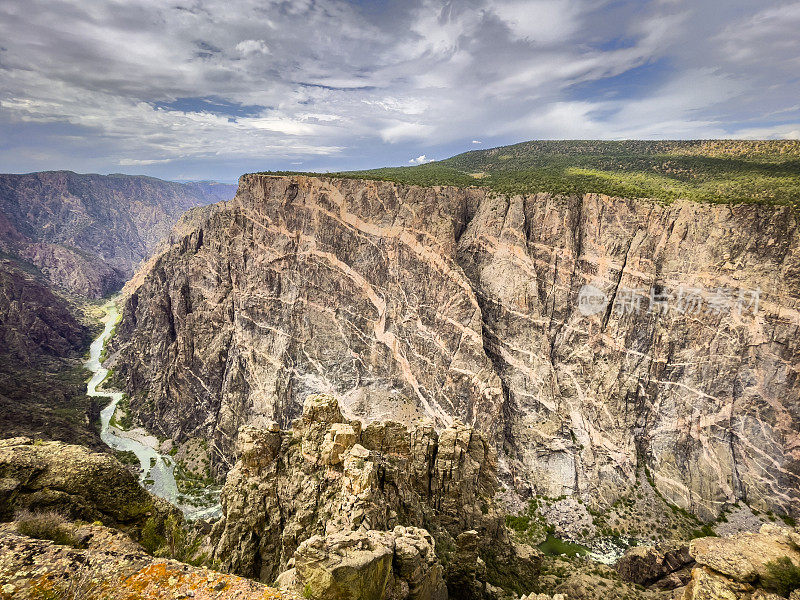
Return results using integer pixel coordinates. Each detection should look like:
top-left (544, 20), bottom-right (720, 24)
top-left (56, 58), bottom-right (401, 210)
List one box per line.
top-left (86, 301), bottom-right (220, 520)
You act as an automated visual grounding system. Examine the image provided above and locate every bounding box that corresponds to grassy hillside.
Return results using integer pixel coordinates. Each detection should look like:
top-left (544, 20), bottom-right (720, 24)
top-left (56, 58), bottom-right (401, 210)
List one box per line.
top-left (267, 140), bottom-right (800, 205)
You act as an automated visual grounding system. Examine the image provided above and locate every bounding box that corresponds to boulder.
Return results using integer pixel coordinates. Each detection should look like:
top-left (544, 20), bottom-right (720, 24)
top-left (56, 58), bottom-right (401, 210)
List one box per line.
top-left (235, 423), bottom-right (281, 469)
top-left (321, 424), bottom-right (358, 466)
top-left (683, 566), bottom-right (754, 600)
top-left (293, 527), bottom-right (447, 600)
top-left (616, 541), bottom-right (693, 586)
top-left (0, 437), bottom-right (175, 533)
top-left (690, 528), bottom-right (800, 583)
top-left (683, 526), bottom-right (800, 599)
top-left (295, 530), bottom-right (394, 600)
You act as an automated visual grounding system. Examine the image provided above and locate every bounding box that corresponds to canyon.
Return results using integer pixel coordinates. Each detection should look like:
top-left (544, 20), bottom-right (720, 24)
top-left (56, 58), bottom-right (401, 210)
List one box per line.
top-left (1, 164), bottom-right (799, 599)
top-left (0, 171), bottom-right (236, 446)
top-left (108, 173), bottom-right (800, 529)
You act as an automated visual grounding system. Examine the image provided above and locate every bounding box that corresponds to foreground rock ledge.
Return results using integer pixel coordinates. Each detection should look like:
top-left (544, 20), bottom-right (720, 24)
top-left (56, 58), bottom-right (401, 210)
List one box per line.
top-left (0, 437), bottom-right (177, 534)
top-left (0, 524), bottom-right (296, 600)
top-left (682, 524), bottom-right (800, 599)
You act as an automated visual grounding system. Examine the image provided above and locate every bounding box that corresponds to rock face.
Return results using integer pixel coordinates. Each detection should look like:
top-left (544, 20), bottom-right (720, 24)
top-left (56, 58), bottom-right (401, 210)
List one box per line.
top-left (683, 524), bottom-right (800, 599)
top-left (616, 541), bottom-right (693, 588)
top-left (0, 437), bottom-right (174, 533)
top-left (111, 174), bottom-right (800, 520)
top-left (0, 260), bottom-right (99, 446)
top-left (0, 171), bottom-right (235, 297)
top-left (0, 259), bottom-right (88, 365)
top-left (205, 394), bottom-right (539, 598)
top-left (0, 523), bottom-right (295, 600)
top-left (292, 528), bottom-right (447, 600)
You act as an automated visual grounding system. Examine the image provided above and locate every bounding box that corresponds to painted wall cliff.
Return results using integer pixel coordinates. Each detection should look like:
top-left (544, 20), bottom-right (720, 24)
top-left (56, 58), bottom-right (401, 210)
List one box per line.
top-left (109, 174), bottom-right (800, 521)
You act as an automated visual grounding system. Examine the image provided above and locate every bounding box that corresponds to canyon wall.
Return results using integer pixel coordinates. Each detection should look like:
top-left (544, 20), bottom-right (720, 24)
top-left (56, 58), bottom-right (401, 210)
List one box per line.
top-left (111, 174), bottom-right (800, 520)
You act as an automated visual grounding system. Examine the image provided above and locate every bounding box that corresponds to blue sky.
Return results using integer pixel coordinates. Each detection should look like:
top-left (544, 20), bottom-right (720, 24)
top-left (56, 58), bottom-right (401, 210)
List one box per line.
top-left (1, 0), bottom-right (799, 182)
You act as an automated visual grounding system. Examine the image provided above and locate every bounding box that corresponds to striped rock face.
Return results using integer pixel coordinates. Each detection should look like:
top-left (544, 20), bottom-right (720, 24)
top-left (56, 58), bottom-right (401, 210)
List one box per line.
top-left (110, 174), bottom-right (800, 520)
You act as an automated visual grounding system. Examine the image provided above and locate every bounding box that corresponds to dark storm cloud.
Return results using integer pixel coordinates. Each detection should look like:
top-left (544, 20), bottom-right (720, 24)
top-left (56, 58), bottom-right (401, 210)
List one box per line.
top-left (0, 0), bottom-right (798, 181)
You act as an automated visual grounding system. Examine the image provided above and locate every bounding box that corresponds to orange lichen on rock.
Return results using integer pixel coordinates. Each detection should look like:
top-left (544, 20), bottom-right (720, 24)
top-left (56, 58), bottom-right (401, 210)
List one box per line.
top-left (115, 563), bottom-right (293, 599)
top-left (0, 527), bottom-right (297, 600)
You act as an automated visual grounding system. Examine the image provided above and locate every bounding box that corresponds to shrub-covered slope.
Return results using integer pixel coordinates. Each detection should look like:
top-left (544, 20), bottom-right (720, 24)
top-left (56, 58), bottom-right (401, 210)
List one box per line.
top-left (270, 140), bottom-right (800, 206)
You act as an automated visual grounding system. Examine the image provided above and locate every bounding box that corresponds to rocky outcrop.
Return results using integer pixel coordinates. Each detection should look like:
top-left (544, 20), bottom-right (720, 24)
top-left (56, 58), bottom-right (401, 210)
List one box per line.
top-left (0, 437), bottom-right (175, 534)
top-left (0, 171), bottom-right (235, 297)
top-left (205, 394), bottom-right (540, 598)
top-left (682, 525), bottom-right (800, 599)
top-left (111, 174), bottom-right (800, 521)
top-left (0, 523), bottom-right (296, 600)
top-left (616, 541), bottom-right (693, 588)
top-left (289, 528), bottom-right (447, 600)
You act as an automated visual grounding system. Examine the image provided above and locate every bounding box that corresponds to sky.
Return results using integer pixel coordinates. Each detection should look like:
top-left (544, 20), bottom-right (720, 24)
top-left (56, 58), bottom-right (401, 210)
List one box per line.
top-left (1, 0), bottom-right (799, 182)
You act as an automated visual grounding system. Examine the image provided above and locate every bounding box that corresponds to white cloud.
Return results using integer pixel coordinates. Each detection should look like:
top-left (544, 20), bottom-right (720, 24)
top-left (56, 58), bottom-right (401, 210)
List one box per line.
top-left (491, 0), bottom-right (581, 44)
top-left (716, 3), bottom-right (800, 66)
top-left (235, 39), bottom-right (270, 55)
top-left (118, 158), bottom-right (174, 165)
top-left (729, 125), bottom-right (800, 140)
top-left (245, 117), bottom-right (321, 136)
top-left (472, 140), bottom-right (482, 144)
top-left (380, 122), bottom-right (432, 143)
top-left (409, 154), bottom-right (434, 164)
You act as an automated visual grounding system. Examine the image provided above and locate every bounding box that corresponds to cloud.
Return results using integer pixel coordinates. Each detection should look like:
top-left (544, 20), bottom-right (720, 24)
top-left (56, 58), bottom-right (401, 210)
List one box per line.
top-left (729, 125), bottom-right (800, 141)
top-left (118, 158), bottom-right (174, 166)
top-left (409, 154), bottom-right (434, 164)
top-left (235, 39), bottom-right (269, 55)
top-left (0, 0), bottom-right (797, 180)
top-left (472, 140), bottom-right (482, 144)
top-left (491, 0), bottom-right (581, 44)
top-left (380, 122), bottom-right (431, 143)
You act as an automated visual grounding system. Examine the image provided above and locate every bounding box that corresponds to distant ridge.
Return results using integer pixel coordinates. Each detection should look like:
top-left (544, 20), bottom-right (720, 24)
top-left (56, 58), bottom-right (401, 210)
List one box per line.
top-left (0, 170), bottom-right (237, 298)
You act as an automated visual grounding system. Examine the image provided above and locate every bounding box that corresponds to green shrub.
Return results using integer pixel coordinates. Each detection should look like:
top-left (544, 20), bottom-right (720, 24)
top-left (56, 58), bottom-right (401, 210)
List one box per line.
top-left (690, 523), bottom-right (717, 539)
top-left (505, 514), bottom-right (531, 532)
top-left (780, 515), bottom-right (797, 527)
top-left (15, 510), bottom-right (82, 548)
top-left (140, 515), bottom-right (164, 554)
top-left (115, 449), bottom-right (139, 466)
top-left (761, 556), bottom-right (800, 597)
top-left (140, 513), bottom-right (189, 560)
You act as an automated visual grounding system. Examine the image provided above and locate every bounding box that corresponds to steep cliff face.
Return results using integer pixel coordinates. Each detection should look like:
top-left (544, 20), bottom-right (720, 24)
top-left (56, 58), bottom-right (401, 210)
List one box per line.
top-left (111, 174), bottom-right (800, 520)
top-left (0, 171), bottom-right (236, 297)
top-left (0, 259), bottom-right (88, 364)
top-left (0, 259), bottom-right (100, 447)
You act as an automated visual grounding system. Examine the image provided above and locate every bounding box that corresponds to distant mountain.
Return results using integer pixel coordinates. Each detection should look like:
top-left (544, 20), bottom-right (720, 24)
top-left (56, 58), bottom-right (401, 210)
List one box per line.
top-left (174, 179), bottom-right (239, 202)
top-left (290, 139), bottom-right (800, 206)
top-left (0, 171), bottom-right (237, 298)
